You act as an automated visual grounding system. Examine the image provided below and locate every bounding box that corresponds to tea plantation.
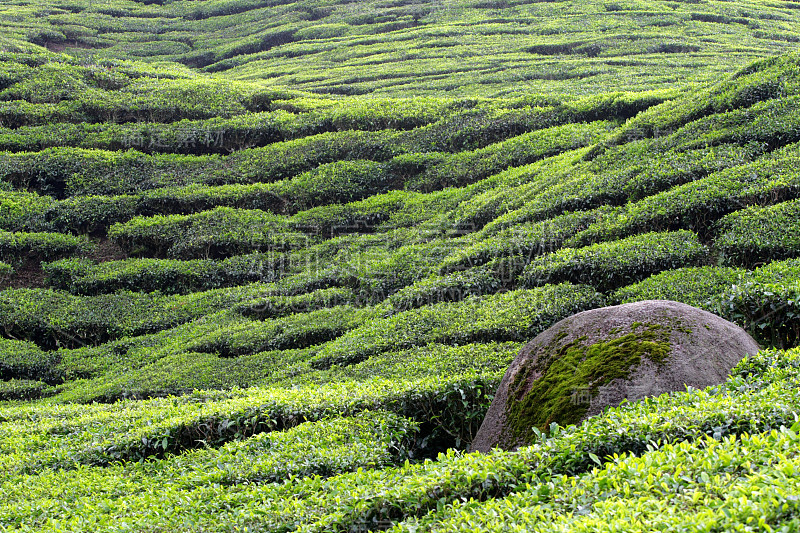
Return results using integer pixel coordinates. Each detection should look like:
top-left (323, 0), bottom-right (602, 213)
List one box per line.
top-left (2, 0), bottom-right (800, 530)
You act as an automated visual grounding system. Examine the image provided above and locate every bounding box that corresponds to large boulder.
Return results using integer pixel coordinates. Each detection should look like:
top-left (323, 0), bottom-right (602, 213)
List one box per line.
top-left (470, 300), bottom-right (761, 453)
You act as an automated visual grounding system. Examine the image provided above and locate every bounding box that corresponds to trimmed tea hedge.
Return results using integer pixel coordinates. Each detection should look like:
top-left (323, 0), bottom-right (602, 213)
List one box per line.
top-left (716, 198), bottom-right (800, 268)
top-left (44, 255), bottom-right (287, 295)
top-left (311, 284), bottom-right (605, 369)
top-left (0, 190), bottom-right (55, 231)
top-left (0, 337), bottom-right (61, 384)
top-left (108, 207), bottom-right (309, 259)
top-left (0, 284), bottom-right (274, 349)
top-left (613, 266), bottom-right (746, 309)
top-left (439, 209), bottom-right (609, 275)
top-left (385, 270), bottom-right (501, 313)
top-left (0, 230), bottom-right (90, 261)
top-left (523, 231), bottom-right (708, 292)
top-left (712, 258), bottom-right (800, 349)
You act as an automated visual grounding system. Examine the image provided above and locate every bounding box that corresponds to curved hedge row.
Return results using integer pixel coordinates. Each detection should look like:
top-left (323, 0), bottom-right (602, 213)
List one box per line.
top-left (598, 54), bottom-right (800, 152)
top-left (711, 258), bottom-right (800, 348)
top-left (43, 255), bottom-right (287, 295)
top-left (0, 337), bottom-right (60, 384)
top-left (0, 190), bottom-right (56, 231)
top-left (0, 283), bottom-right (274, 349)
top-left (385, 270), bottom-right (502, 313)
top-left (108, 207), bottom-right (309, 259)
top-left (716, 198), bottom-right (800, 268)
top-left (439, 209), bottom-right (608, 276)
top-left (405, 121), bottom-right (613, 192)
top-left (311, 284), bottom-right (605, 369)
top-left (612, 266), bottom-right (745, 309)
top-left (0, 230), bottom-right (90, 261)
top-left (523, 230), bottom-right (708, 292)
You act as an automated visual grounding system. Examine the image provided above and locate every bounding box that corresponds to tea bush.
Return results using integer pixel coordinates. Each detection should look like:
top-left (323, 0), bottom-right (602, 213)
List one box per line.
top-left (712, 258), bottom-right (800, 348)
top-left (716, 198), bottom-right (800, 268)
top-left (0, 337), bottom-right (61, 384)
top-left (108, 207), bottom-right (309, 259)
top-left (43, 255), bottom-right (287, 295)
top-left (570, 144), bottom-right (800, 246)
top-left (0, 190), bottom-right (55, 231)
top-left (0, 230), bottom-right (90, 261)
top-left (523, 231), bottom-right (708, 292)
top-left (613, 266), bottom-right (746, 309)
top-left (311, 284), bottom-right (604, 369)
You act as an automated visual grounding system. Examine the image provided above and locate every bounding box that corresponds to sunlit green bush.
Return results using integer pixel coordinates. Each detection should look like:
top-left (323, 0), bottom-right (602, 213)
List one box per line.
top-left (523, 230), bottom-right (708, 292)
top-left (613, 266), bottom-right (746, 308)
top-left (716, 199), bottom-right (800, 268)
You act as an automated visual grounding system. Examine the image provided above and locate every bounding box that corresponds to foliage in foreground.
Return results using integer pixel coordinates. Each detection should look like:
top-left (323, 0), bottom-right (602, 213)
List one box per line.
top-left (1, 348), bottom-right (800, 531)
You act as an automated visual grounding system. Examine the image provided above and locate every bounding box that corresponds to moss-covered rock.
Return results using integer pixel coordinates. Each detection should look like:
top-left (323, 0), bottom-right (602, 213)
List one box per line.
top-left (471, 300), bottom-right (761, 452)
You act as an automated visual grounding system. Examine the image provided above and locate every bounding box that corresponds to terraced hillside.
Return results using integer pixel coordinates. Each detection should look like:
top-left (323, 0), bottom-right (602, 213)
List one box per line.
top-left (2, 1), bottom-right (800, 530)
top-left (1, 0), bottom-right (800, 96)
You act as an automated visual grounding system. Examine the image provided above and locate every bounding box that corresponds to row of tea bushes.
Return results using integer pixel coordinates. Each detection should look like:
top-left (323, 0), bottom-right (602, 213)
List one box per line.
top-left (51, 347), bottom-right (316, 404)
top-left (613, 266), bottom-right (746, 309)
top-left (384, 270), bottom-right (502, 313)
top-left (395, 429), bottom-right (800, 532)
top-left (462, 140), bottom-right (760, 237)
top-left (0, 89), bottom-right (665, 159)
top-left (44, 299), bottom-right (383, 387)
top-left (612, 258), bottom-right (800, 349)
top-left (0, 378), bottom-right (48, 401)
top-left (711, 258), bottom-right (800, 349)
top-left (108, 207), bottom-right (310, 259)
top-left (0, 283), bottom-right (274, 349)
top-left (716, 198), bottom-right (800, 268)
top-left (0, 147), bottom-right (228, 198)
top-left (0, 56), bottom-right (312, 124)
top-left (404, 121), bottom-right (613, 192)
top-left (598, 54), bottom-right (800, 152)
top-left (311, 284), bottom-right (604, 369)
top-left (0, 96), bottom-right (459, 154)
top-left (0, 230), bottom-right (90, 262)
top-left (0, 190), bottom-right (56, 231)
top-left (0, 337), bottom-right (60, 384)
top-left (43, 254), bottom-right (287, 295)
top-left (0, 115), bottom-right (595, 200)
top-left (50, 340), bottom-right (514, 434)
top-left (522, 230), bottom-right (708, 292)
top-left (0, 97), bottom-right (527, 156)
top-left (0, 372), bottom-right (501, 467)
top-left (438, 209), bottom-right (609, 276)
top-left (289, 187), bottom-right (472, 237)
top-left (185, 305), bottom-right (380, 359)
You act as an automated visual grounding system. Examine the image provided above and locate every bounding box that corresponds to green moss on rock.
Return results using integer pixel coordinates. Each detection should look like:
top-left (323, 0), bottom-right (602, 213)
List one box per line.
top-left (506, 323), bottom-right (671, 442)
